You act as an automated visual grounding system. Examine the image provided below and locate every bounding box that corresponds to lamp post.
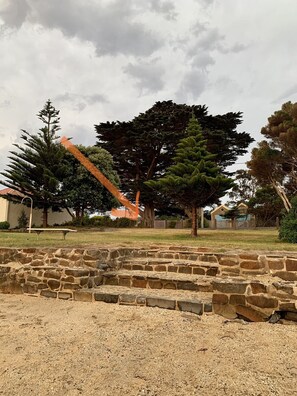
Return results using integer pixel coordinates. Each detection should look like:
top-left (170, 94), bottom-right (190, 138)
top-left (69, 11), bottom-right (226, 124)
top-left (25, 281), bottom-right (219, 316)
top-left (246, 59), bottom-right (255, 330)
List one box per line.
top-left (21, 196), bottom-right (33, 233)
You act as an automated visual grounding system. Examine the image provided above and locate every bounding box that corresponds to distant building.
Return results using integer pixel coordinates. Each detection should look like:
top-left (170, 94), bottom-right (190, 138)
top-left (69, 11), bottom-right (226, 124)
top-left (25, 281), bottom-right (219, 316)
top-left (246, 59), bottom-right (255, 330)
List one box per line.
top-left (0, 188), bottom-right (72, 228)
top-left (210, 203), bottom-right (255, 229)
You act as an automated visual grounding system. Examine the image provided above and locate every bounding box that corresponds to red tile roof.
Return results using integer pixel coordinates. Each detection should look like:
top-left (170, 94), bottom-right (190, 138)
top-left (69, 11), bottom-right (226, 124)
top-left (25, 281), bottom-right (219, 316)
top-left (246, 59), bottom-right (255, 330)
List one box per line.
top-left (0, 188), bottom-right (25, 197)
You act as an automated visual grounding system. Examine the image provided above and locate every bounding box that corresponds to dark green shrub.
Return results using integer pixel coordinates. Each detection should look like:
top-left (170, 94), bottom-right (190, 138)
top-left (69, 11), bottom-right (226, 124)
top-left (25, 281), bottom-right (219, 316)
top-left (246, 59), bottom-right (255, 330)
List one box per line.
top-left (0, 221), bottom-right (10, 229)
top-left (18, 209), bottom-right (28, 229)
top-left (279, 197), bottom-right (297, 243)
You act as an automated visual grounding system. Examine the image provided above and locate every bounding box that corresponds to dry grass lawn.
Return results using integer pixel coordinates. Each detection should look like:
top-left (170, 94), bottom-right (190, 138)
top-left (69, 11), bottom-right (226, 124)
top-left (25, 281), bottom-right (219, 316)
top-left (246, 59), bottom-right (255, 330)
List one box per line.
top-left (0, 227), bottom-right (295, 252)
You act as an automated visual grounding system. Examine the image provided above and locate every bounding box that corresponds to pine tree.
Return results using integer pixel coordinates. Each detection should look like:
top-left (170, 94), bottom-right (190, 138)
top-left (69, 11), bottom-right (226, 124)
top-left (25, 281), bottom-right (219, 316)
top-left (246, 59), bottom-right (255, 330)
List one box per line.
top-left (1, 100), bottom-right (67, 227)
top-left (146, 115), bottom-right (233, 236)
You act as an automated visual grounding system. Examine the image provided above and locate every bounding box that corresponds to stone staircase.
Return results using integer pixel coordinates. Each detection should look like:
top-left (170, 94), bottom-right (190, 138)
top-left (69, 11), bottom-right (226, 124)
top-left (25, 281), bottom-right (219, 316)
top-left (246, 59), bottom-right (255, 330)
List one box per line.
top-left (1, 246), bottom-right (297, 322)
top-left (79, 256), bottom-right (217, 315)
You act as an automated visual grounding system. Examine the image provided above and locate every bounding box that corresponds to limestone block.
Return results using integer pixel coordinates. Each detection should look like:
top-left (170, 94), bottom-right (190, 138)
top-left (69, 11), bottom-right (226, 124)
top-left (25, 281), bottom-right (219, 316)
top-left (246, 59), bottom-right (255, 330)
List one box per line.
top-left (63, 283), bottom-right (81, 290)
top-left (240, 261), bottom-right (263, 270)
top-left (176, 281), bottom-right (200, 291)
top-left (273, 271), bottom-right (297, 281)
top-left (43, 270), bottom-right (61, 280)
top-left (58, 292), bottom-right (73, 300)
top-left (192, 267), bottom-right (205, 275)
top-left (250, 282), bottom-right (267, 294)
top-left (246, 295), bottom-right (278, 309)
top-left (73, 291), bottom-right (93, 302)
top-left (40, 290), bottom-right (57, 299)
top-left (163, 282), bottom-right (176, 290)
top-left (132, 277), bottom-right (147, 288)
top-left (206, 267), bottom-right (218, 276)
top-left (94, 292), bottom-right (119, 303)
top-left (267, 259), bottom-right (284, 270)
top-left (146, 297), bottom-right (176, 310)
top-left (239, 254), bottom-right (258, 260)
top-left (117, 276), bottom-right (130, 287)
top-left (27, 275), bottom-right (41, 283)
top-left (154, 265), bottom-right (167, 272)
top-left (229, 294), bottom-right (246, 306)
top-left (64, 269), bottom-right (90, 277)
top-left (136, 296), bottom-right (146, 305)
top-left (199, 255), bottom-right (218, 263)
top-left (47, 279), bottom-right (60, 290)
top-left (213, 280), bottom-right (248, 294)
top-left (213, 303), bottom-right (237, 319)
top-left (167, 266), bottom-right (178, 273)
top-left (177, 300), bottom-right (203, 315)
top-left (286, 258), bottom-right (297, 271)
top-left (219, 258), bottom-right (239, 267)
top-left (212, 293), bottom-right (229, 305)
top-left (235, 306), bottom-right (266, 322)
top-left (178, 266), bottom-right (192, 274)
top-left (119, 294), bottom-right (136, 305)
top-left (148, 279), bottom-right (163, 289)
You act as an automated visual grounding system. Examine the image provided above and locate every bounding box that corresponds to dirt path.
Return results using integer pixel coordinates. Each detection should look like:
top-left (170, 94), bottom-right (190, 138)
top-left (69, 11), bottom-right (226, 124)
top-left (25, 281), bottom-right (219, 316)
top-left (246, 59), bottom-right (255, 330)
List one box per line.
top-left (0, 294), bottom-right (296, 396)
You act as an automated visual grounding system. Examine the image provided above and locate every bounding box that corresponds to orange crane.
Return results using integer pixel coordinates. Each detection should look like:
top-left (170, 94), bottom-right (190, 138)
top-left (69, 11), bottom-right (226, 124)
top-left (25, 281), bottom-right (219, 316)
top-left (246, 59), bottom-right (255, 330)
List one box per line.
top-left (60, 136), bottom-right (140, 220)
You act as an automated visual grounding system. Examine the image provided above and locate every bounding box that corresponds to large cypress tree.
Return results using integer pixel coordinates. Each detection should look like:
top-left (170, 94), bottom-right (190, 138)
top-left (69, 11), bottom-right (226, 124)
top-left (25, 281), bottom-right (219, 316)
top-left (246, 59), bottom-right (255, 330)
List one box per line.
top-left (1, 100), bottom-right (67, 227)
top-left (146, 115), bottom-right (233, 236)
top-left (95, 100), bottom-right (253, 227)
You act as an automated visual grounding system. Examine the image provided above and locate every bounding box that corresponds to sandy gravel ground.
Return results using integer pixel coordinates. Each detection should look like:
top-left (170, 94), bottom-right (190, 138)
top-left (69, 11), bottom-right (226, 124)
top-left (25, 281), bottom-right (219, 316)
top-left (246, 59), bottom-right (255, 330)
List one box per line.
top-left (0, 294), bottom-right (296, 396)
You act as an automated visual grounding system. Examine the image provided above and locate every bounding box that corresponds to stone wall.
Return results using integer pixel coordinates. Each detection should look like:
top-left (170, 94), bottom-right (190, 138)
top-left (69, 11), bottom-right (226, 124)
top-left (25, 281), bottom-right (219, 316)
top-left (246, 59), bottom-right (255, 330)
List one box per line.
top-left (0, 247), bottom-right (296, 322)
top-left (212, 278), bottom-right (297, 322)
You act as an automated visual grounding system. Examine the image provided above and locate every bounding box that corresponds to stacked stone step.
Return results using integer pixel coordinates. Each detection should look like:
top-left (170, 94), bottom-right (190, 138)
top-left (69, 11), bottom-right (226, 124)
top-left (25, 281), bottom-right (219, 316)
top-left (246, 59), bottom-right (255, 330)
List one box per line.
top-left (89, 254), bottom-right (219, 316)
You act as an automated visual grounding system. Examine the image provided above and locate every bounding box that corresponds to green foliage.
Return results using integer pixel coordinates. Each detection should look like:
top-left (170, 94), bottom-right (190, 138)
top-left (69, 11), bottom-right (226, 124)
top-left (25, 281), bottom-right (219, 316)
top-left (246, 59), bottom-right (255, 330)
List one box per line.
top-left (95, 100), bottom-right (253, 226)
top-left (0, 221), bottom-right (10, 229)
top-left (17, 209), bottom-right (28, 229)
top-left (279, 197), bottom-right (297, 243)
top-left (248, 186), bottom-right (283, 227)
top-left (1, 100), bottom-right (67, 227)
top-left (146, 115), bottom-right (233, 236)
top-left (65, 215), bottom-right (136, 228)
top-left (62, 145), bottom-right (120, 220)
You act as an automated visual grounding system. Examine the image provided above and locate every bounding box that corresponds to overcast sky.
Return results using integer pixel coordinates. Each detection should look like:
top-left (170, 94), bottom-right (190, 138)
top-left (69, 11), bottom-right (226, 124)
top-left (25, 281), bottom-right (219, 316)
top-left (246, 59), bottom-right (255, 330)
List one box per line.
top-left (1, 0), bottom-right (297, 182)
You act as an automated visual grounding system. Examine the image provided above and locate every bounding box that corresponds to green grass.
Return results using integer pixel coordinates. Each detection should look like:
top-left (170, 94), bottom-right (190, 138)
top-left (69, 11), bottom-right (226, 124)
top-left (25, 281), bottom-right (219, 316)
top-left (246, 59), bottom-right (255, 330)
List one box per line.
top-left (0, 227), bottom-right (296, 252)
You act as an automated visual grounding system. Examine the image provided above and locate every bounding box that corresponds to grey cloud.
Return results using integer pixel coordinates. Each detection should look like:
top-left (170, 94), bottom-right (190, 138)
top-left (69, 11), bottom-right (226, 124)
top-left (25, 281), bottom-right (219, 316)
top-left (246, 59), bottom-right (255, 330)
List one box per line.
top-left (0, 0), bottom-right (30, 28)
top-left (175, 69), bottom-right (207, 102)
top-left (55, 92), bottom-right (107, 112)
top-left (67, 124), bottom-right (96, 146)
top-left (149, 0), bottom-right (177, 20)
top-left (124, 59), bottom-right (165, 94)
top-left (273, 84), bottom-right (297, 104)
top-left (191, 53), bottom-right (215, 69)
top-left (189, 22), bottom-right (247, 56)
top-left (1, 0), bottom-right (162, 57)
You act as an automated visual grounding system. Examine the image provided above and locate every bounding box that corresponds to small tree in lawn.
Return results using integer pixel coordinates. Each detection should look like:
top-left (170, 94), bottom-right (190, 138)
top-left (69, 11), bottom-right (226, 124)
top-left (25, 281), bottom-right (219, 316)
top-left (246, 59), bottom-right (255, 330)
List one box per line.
top-left (1, 100), bottom-right (67, 227)
top-left (146, 115), bottom-right (233, 237)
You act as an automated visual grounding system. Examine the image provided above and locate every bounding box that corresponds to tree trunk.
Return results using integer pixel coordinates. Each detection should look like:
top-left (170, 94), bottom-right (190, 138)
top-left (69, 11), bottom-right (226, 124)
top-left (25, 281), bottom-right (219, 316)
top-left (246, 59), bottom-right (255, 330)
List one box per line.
top-left (42, 207), bottom-right (48, 228)
top-left (191, 206), bottom-right (198, 237)
top-left (142, 203), bottom-right (155, 228)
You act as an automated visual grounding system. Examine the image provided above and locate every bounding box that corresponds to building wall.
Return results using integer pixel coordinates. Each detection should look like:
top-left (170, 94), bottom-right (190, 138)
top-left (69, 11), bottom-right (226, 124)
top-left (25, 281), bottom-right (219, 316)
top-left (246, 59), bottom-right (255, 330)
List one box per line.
top-left (0, 198), bottom-right (9, 223)
top-left (1, 198), bottom-right (72, 228)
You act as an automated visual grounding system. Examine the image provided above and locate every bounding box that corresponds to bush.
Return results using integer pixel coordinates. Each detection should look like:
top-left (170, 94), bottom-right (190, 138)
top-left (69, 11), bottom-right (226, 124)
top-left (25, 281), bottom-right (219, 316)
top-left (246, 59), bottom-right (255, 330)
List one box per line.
top-left (0, 221), bottom-right (10, 229)
top-left (18, 209), bottom-right (28, 229)
top-left (279, 197), bottom-right (297, 243)
top-left (65, 215), bottom-right (136, 228)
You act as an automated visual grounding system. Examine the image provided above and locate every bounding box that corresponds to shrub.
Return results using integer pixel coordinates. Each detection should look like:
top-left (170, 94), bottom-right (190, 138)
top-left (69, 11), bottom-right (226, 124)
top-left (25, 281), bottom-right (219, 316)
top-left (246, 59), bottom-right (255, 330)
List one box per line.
top-left (18, 209), bottom-right (28, 229)
top-left (0, 221), bottom-right (10, 229)
top-left (279, 197), bottom-right (297, 243)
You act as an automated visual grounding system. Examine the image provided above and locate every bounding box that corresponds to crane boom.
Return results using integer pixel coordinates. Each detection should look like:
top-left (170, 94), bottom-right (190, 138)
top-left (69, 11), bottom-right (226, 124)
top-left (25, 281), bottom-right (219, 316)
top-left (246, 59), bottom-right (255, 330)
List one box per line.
top-left (60, 136), bottom-right (140, 220)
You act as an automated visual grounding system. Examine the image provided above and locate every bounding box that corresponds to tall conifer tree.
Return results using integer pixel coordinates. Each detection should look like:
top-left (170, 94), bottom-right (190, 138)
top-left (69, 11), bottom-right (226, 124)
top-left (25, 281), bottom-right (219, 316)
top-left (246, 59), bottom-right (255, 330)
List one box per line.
top-left (147, 115), bottom-right (233, 236)
top-left (1, 100), bottom-right (67, 227)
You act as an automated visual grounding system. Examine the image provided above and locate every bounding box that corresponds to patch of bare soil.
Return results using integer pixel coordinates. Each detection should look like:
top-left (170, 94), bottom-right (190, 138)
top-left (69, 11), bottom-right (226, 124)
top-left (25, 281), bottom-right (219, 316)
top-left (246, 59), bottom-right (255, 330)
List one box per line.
top-left (0, 294), bottom-right (296, 396)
